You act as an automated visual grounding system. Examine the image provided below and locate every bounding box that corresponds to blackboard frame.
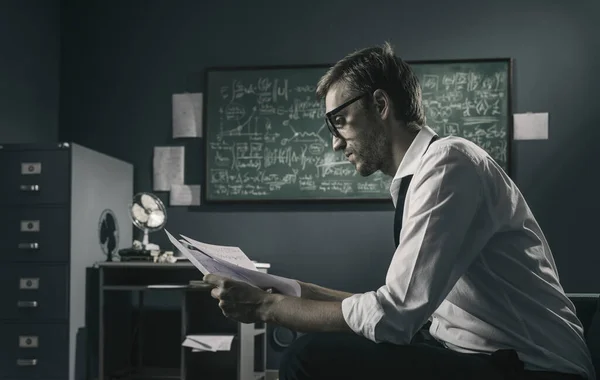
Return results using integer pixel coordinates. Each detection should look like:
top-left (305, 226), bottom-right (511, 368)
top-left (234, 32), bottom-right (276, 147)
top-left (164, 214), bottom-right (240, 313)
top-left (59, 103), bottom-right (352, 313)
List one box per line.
top-left (202, 57), bottom-right (513, 204)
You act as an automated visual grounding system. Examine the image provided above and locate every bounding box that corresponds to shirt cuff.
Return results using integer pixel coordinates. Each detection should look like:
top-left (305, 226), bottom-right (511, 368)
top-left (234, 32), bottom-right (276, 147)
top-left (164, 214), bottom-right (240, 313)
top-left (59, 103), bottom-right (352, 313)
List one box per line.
top-left (341, 291), bottom-right (384, 342)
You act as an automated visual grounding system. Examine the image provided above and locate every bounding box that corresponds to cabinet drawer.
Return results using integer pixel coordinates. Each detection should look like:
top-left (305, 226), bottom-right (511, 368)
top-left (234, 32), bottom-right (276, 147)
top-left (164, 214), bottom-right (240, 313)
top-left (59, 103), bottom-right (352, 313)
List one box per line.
top-left (0, 264), bottom-right (68, 321)
top-left (0, 149), bottom-right (70, 205)
top-left (0, 323), bottom-right (68, 379)
top-left (0, 207), bottom-right (69, 262)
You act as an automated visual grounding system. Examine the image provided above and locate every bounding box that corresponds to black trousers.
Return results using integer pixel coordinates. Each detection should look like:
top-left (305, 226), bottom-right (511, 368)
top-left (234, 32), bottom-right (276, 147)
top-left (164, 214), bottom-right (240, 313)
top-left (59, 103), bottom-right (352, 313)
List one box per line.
top-left (278, 331), bottom-right (586, 380)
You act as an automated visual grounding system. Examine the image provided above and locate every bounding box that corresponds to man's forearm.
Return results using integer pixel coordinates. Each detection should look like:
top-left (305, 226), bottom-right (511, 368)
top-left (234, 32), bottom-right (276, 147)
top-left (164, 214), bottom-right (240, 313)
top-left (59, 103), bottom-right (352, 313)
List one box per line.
top-left (259, 293), bottom-right (353, 333)
top-left (298, 281), bottom-right (355, 301)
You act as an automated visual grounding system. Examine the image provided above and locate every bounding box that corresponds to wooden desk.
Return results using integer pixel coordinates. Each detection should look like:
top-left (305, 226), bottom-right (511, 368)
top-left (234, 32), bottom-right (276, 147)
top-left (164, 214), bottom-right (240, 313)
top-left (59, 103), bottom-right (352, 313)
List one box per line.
top-left (94, 261), bottom-right (270, 380)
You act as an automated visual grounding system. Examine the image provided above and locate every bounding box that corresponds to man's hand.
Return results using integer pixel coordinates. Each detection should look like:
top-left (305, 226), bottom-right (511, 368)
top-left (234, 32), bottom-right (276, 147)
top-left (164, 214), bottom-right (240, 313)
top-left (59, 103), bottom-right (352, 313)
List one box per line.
top-left (203, 274), bottom-right (353, 333)
top-left (203, 274), bottom-right (273, 324)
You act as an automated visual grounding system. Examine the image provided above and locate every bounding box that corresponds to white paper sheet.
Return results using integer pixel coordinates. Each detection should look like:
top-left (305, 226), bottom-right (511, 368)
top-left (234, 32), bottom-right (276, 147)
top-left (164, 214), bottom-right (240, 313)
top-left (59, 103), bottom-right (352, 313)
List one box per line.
top-left (147, 285), bottom-right (187, 289)
top-left (172, 93), bottom-right (203, 138)
top-left (153, 146), bottom-right (185, 191)
top-left (170, 184), bottom-right (201, 206)
top-left (165, 230), bottom-right (250, 282)
top-left (216, 258), bottom-right (301, 297)
top-left (183, 335), bottom-right (234, 352)
top-left (182, 337), bottom-right (212, 351)
top-left (180, 234), bottom-right (257, 271)
top-left (164, 230), bottom-right (301, 297)
top-left (513, 112), bottom-right (549, 140)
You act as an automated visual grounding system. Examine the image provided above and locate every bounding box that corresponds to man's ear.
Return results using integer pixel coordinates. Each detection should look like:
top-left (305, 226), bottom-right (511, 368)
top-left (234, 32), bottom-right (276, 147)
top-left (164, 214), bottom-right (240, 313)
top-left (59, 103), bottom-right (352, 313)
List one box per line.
top-left (372, 89), bottom-right (391, 120)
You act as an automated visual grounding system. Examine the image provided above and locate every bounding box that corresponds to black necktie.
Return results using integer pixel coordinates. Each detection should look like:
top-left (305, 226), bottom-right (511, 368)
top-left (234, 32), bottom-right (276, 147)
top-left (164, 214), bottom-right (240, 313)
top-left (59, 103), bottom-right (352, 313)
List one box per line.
top-left (393, 175), bottom-right (413, 248)
top-left (393, 135), bottom-right (439, 248)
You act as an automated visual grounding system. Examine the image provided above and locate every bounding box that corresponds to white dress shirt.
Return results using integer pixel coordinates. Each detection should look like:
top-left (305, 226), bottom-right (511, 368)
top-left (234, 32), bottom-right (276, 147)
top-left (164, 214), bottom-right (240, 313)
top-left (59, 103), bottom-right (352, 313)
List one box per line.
top-left (341, 125), bottom-right (595, 379)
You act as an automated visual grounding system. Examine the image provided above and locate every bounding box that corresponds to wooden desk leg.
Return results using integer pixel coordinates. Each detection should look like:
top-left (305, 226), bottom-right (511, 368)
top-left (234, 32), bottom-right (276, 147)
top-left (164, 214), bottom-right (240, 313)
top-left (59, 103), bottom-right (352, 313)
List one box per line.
top-left (137, 291), bottom-right (144, 372)
top-left (181, 290), bottom-right (187, 380)
top-left (238, 322), bottom-right (254, 380)
top-left (98, 267), bottom-right (104, 380)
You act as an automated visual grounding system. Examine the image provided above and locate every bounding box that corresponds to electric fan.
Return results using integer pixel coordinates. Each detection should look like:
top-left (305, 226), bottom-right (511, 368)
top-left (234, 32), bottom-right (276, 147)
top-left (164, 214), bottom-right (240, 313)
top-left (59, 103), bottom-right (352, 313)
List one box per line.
top-left (129, 192), bottom-right (167, 248)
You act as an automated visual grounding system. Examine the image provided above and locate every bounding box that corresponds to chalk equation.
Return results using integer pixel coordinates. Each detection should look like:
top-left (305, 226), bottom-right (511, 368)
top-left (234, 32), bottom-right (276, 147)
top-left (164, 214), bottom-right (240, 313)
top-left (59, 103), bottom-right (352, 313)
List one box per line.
top-left (417, 67), bottom-right (509, 168)
top-left (205, 64), bottom-right (509, 201)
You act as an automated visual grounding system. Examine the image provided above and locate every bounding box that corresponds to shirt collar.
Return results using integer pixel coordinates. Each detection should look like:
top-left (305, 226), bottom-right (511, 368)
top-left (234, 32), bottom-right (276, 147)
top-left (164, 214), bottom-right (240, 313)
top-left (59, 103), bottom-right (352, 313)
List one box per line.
top-left (389, 125), bottom-right (438, 206)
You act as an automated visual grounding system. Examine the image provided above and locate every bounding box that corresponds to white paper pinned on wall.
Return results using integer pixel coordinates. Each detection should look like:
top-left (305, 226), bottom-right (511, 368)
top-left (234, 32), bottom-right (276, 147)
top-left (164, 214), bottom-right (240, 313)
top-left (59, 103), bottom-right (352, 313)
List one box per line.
top-left (513, 112), bottom-right (549, 140)
top-left (172, 93), bottom-right (203, 138)
top-left (153, 146), bottom-right (185, 191)
top-left (170, 184), bottom-right (201, 206)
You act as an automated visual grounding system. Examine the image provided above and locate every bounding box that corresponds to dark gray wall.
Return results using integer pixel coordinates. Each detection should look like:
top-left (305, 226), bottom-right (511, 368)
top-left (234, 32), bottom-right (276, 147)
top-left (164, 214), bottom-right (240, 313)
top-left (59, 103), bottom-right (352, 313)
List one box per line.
top-left (59, 0), bottom-right (600, 294)
top-left (0, 0), bottom-right (60, 143)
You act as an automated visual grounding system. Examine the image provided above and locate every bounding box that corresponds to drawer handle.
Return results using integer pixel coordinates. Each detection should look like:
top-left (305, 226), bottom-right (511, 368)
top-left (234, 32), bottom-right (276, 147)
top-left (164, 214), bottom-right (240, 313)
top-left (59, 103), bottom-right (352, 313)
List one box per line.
top-left (17, 301), bottom-right (38, 308)
top-left (20, 184), bottom-right (40, 192)
top-left (17, 359), bottom-right (37, 366)
top-left (18, 242), bottom-right (39, 250)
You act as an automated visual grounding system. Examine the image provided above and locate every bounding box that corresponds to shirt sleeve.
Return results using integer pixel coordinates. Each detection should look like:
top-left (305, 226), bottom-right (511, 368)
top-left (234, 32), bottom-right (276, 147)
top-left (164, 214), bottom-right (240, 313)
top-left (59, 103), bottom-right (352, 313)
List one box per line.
top-left (342, 145), bottom-right (485, 344)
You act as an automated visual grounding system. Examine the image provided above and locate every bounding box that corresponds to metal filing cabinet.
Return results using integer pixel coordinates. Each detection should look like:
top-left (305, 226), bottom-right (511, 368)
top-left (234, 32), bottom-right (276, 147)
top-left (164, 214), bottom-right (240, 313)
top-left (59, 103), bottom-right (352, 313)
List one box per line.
top-left (0, 142), bottom-right (134, 380)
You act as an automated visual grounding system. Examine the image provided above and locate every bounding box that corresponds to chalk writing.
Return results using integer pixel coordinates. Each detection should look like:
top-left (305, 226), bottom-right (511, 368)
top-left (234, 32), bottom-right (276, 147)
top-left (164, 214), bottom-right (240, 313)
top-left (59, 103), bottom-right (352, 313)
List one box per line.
top-left (415, 63), bottom-right (509, 173)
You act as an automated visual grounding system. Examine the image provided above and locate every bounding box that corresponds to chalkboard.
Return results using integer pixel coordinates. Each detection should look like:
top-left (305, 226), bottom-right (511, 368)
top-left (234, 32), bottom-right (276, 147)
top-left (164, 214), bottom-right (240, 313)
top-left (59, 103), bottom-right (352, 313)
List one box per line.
top-left (204, 59), bottom-right (512, 202)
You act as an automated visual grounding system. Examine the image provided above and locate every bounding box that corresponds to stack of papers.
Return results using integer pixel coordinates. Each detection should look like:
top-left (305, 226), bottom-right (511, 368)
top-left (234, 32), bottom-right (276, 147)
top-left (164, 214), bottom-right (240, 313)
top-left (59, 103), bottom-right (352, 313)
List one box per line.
top-left (164, 230), bottom-right (301, 297)
top-left (182, 334), bottom-right (234, 352)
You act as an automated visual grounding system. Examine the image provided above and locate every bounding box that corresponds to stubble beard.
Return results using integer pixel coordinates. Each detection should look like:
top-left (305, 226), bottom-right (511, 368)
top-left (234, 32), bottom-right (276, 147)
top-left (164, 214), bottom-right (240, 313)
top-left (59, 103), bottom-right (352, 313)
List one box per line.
top-left (354, 125), bottom-right (389, 177)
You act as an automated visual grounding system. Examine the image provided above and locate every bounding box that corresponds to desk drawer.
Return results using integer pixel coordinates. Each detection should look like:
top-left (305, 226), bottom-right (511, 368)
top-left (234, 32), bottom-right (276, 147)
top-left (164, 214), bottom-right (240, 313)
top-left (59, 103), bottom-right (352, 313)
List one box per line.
top-left (0, 149), bottom-right (70, 205)
top-left (0, 264), bottom-right (68, 321)
top-left (0, 207), bottom-right (69, 262)
top-left (0, 323), bottom-right (68, 379)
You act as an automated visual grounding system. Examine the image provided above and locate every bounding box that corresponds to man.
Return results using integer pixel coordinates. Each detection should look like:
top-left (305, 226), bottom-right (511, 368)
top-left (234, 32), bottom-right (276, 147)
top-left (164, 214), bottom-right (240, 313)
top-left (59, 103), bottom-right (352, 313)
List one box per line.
top-left (204, 42), bottom-right (595, 380)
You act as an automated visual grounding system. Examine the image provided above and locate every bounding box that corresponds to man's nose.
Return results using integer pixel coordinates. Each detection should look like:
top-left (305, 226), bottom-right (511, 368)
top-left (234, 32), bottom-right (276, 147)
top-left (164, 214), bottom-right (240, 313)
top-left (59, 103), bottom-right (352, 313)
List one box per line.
top-left (332, 135), bottom-right (345, 151)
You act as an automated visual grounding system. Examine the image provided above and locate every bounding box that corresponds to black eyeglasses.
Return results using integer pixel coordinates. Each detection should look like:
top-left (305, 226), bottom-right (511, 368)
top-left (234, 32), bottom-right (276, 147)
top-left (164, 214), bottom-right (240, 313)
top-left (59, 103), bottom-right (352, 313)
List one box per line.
top-left (324, 93), bottom-right (368, 138)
